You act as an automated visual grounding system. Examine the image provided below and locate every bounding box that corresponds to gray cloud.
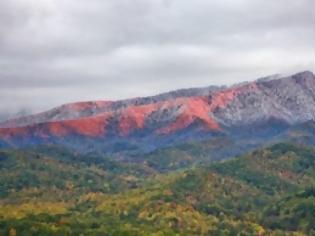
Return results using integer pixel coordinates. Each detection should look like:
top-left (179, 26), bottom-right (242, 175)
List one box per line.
top-left (0, 0), bottom-right (314, 118)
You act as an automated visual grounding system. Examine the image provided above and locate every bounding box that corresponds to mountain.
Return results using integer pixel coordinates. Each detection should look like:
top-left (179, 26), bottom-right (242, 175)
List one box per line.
top-left (2, 72), bottom-right (315, 235)
top-left (1, 143), bottom-right (315, 235)
top-left (0, 71), bottom-right (315, 158)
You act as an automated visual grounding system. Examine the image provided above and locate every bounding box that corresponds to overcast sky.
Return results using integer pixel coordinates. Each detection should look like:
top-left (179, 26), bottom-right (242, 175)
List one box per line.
top-left (0, 0), bottom-right (315, 119)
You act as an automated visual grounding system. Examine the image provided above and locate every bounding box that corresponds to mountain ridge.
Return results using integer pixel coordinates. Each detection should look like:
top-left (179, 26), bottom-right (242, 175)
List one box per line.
top-left (1, 71), bottom-right (313, 128)
top-left (0, 71), bottom-right (314, 155)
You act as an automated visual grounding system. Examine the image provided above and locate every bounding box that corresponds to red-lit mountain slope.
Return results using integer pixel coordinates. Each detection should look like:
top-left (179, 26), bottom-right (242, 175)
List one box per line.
top-left (0, 82), bottom-right (258, 138)
top-left (0, 71), bottom-right (315, 152)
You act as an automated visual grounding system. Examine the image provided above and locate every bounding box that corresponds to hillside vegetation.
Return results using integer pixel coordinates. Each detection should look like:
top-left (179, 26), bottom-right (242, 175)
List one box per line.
top-left (0, 143), bottom-right (315, 235)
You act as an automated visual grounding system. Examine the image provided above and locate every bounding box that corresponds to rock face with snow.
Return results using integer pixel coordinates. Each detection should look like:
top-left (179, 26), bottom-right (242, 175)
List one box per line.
top-left (213, 71), bottom-right (315, 126)
top-left (0, 71), bottom-right (314, 154)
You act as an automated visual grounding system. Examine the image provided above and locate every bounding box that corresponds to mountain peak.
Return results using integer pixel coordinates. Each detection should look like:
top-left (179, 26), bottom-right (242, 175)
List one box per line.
top-left (291, 70), bottom-right (314, 80)
top-left (256, 74), bottom-right (283, 83)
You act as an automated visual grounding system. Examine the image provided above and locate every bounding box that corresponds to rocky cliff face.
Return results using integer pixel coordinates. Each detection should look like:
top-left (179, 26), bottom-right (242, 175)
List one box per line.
top-left (213, 71), bottom-right (315, 126)
top-left (0, 71), bottom-right (314, 153)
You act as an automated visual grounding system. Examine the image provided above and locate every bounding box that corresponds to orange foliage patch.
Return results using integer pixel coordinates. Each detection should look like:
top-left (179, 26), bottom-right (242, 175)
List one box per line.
top-left (0, 82), bottom-right (260, 139)
top-left (48, 115), bottom-right (109, 137)
top-left (158, 82), bottom-right (258, 134)
top-left (158, 97), bottom-right (220, 134)
top-left (118, 104), bottom-right (157, 136)
top-left (0, 113), bottom-right (112, 139)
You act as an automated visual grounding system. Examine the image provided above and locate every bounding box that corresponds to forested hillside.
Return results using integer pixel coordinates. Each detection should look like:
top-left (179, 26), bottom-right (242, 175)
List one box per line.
top-left (0, 143), bottom-right (315, 235)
